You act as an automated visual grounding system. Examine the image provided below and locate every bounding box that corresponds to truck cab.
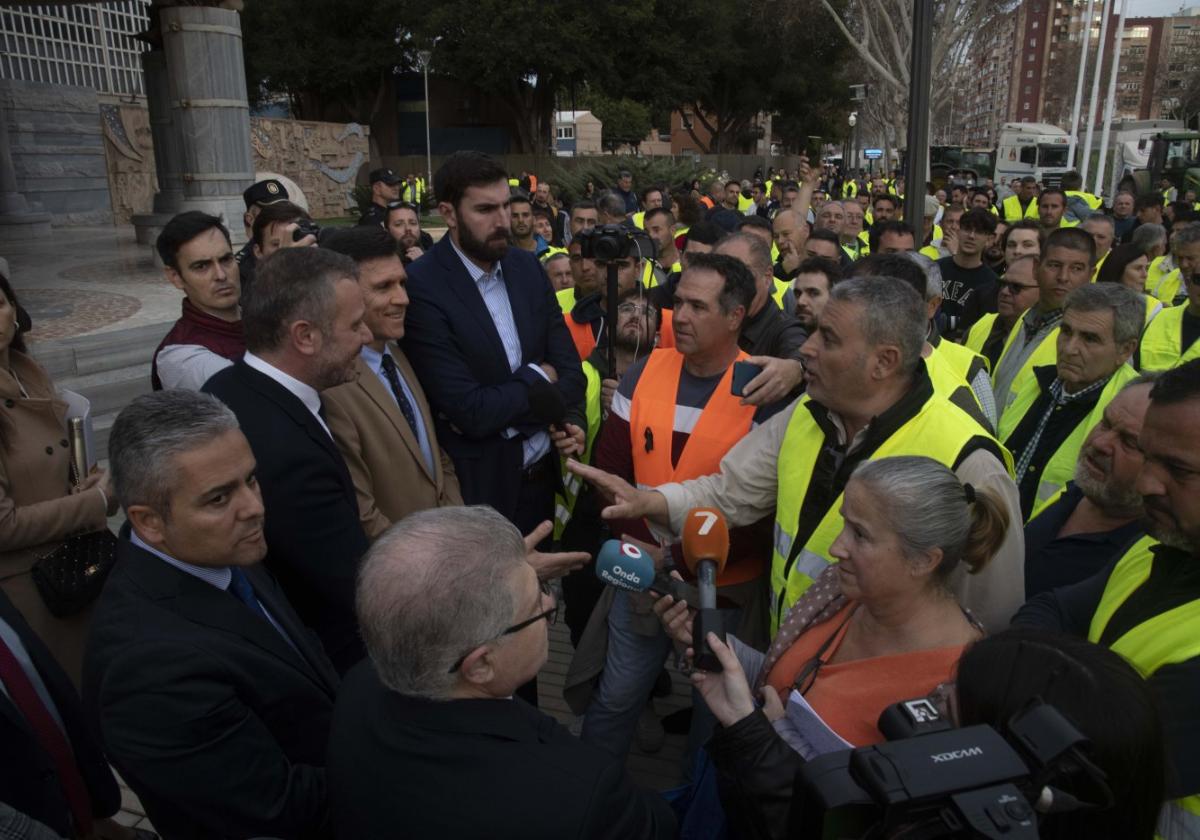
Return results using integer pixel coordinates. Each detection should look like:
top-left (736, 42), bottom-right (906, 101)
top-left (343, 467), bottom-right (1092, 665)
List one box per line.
top-left (995, 123), bottom-right (1071, 188)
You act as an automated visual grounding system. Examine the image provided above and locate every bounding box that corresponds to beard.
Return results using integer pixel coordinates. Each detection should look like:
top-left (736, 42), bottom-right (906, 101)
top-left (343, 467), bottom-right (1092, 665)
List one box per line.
top-left (312, 344), bottom-right (359, 391)
top-left (458, 221), bottom-right (510, 264)
top-left (1141, 496), bottom-right (1200, 554)
top-left (1073, 448), bottom-right (1142, 517)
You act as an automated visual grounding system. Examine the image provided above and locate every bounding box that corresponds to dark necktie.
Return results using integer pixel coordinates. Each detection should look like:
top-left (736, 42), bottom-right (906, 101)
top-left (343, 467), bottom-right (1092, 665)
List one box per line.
top-left (379, 353), bottom-right (421, 439)
top-left (0, 634), bottom-right (94, 835)
top-left (228, 567), bottom-right (271, 624)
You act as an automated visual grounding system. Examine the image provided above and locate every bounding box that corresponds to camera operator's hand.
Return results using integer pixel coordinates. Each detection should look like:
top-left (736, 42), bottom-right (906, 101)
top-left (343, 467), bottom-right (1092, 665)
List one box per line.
top-left (539, 363), bottom-right (559, 383)
top-left (281, 222), bottom-right (317, 249)
top-left (689, 632), bottom-right (758, 728)
top-left (740, 356), bottom-right (804, 407)
top-left (600, 378), bottom-right (618, 415)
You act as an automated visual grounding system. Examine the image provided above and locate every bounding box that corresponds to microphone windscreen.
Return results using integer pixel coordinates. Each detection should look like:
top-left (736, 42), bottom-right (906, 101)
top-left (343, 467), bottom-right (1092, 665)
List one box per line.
top-left (594, 539), bottom-right (655, 593)
top-left (680, 507), bottom-right (730, 576)
top-left (527, 378), bottom-right (567, 426)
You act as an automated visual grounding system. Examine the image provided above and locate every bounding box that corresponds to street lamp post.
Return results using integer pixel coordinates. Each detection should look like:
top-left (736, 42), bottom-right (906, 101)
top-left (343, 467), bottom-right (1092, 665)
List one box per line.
top-left (417, 49), bottom-right (433, 202)
top-left (848, 112), bottom-right (858, 177)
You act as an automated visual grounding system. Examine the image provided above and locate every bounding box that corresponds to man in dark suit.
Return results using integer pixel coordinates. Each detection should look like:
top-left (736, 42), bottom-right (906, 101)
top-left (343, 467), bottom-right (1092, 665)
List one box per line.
top-left (404, 151), bottom-right (586, 536)
top-left (328, 506), bottom-right (676, 839)
top-left (84, 390), bottom-right (340, 840)
top-left (320, 227), bottom-right (463, 538)
top-left (203, 246), bottom-right (373, 672)
top-left (0, 591), bottom-right (122, 839)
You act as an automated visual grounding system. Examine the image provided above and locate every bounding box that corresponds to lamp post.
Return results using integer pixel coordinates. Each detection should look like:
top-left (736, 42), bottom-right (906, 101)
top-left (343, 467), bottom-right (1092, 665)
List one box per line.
top-left (848, 112), bottom-right (858, 177)
top-left (420, 38), bottom-right (444, 201)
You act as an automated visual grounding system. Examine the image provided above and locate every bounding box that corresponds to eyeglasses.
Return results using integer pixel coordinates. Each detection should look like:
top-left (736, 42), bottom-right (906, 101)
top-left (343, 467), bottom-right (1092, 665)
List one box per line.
top-left (447, 582), bottom-right (557, 673)
top-left (999, 279), bottom-right (1039, 295)
top-left (385, 201), bottom-right (420, 212)
top-left (617, 302), bottom-right (656, 317)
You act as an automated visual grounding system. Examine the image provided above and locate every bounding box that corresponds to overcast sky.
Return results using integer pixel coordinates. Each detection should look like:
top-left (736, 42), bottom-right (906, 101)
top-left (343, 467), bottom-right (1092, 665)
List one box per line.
top-left (1129, 0), bottom-right (1195, 16)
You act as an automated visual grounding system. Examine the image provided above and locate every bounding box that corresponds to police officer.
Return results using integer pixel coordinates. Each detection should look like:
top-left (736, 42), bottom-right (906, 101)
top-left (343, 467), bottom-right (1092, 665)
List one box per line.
top-left (357, 168), bottom-right (402, 227)
top-left (235, 178), bottom-right (290, 288)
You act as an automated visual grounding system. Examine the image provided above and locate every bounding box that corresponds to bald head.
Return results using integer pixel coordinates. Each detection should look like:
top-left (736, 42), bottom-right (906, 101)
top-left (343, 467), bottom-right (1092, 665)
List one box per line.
top-left (356, 506), bottom-right (528, 700)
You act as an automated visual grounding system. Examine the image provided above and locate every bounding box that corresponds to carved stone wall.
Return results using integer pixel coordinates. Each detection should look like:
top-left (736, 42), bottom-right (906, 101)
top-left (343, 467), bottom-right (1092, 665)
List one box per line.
top-left (249, 117), bottom-right (369, 220)
top-left (101, 103), bottom-right (156, 226)
top-left (102, 107), bottom-right (370, 224)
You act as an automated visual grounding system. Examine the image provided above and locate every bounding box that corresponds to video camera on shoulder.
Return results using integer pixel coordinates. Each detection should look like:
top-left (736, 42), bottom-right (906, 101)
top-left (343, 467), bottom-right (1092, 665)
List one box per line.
top-left (575, 224), bottom-right (656, 262)
top-left (793, 695), bottom-right (1113, 838)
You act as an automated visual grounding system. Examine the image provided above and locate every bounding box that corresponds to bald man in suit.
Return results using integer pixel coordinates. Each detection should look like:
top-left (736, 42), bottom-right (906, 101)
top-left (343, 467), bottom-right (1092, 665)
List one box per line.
top-left (321, 227), bottom-right (462, 537)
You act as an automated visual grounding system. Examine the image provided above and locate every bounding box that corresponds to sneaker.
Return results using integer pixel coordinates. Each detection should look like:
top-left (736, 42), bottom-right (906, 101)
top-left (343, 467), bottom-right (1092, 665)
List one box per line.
top-left (635, 703), bottom-right (665, 753)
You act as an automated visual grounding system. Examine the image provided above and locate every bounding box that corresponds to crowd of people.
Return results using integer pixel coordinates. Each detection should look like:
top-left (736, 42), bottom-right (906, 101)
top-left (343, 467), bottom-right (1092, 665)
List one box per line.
top-left (1, 147), bottom-right (1199, 839)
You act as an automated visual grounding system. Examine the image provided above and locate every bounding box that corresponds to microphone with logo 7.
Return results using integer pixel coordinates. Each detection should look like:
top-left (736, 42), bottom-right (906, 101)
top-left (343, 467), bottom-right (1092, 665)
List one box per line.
top-left (681, 507), bottom-right (730, 671)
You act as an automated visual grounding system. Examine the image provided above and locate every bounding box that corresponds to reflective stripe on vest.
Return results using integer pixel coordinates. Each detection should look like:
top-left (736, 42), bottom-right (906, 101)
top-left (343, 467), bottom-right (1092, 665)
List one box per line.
top-left (641, 260), bottom-right (659, 289)
top-left (629, 348), bottom-right (759, 586)
top-left (1146, 256), bottom-right (1172, 296)
top-left (963, 313), bottom-right (999, 370)
top-left (769, 392), bottom-right (1011, 632)
top-left (926, 344), bottom-right (988, 425)
top-left (999, 364), bottom-right (1138, 520)
top-left (1002, 194), bottom-right (1038, 222)
top-left (1141, 303), bottom-right (1200, 372)
top-left (1090, 536), bottom-right (1200, 840)
top-left (993, 318), bottom-right (1060, 415)
top-left (554, 362), bottom-right (603, 539)
top-left (1151, 268), bottom-right (1183, 306)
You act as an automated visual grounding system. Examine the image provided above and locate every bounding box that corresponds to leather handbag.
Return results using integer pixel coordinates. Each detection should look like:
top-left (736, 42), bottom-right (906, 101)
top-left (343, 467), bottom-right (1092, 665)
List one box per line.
top-left (31, 528), bottom-right (118, 617)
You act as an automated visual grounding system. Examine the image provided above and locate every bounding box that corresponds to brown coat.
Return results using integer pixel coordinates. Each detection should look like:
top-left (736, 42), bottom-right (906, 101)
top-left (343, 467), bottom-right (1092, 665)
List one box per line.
top-left (0, 351), bottom-right (107, 687)
top-left (322, 347), bottom-right (462, 539)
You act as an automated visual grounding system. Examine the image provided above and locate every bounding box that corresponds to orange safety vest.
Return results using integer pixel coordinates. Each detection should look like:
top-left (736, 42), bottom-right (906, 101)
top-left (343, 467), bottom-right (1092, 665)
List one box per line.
top-left (658, 308), bottom-right (675, 349)
top-left (628, 348), bottom-right (759, 586)
top-left (699, 196), bottom-right (715, 209)
top-left (564, 313), bottom-right (596, 360)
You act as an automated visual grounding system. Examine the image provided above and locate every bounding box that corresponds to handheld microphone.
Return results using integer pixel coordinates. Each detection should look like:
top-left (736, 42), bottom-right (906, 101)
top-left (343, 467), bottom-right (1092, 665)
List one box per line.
top-left (594, 539), bottom-right (730, 608)
top-left (681, 508), bottom-right (731, 671)
top-left (528, 378), bottom-right (567, 426)
top-left (681, 508), bottom-right (729, 610)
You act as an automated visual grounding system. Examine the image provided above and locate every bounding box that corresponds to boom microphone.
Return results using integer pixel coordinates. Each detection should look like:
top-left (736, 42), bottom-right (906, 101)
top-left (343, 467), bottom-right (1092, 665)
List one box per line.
top-left (681, 507), bottom-right (731, 671)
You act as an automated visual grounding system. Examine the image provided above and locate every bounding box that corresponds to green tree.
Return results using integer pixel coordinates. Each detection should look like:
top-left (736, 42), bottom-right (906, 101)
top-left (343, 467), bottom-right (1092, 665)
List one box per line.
top-left (589, 96), bottom-right (652, 153)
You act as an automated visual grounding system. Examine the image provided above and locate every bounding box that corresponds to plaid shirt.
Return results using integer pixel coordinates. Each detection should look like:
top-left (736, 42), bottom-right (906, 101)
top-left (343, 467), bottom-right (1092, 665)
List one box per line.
top-left (1014, 375), bottom-right (1110, 484)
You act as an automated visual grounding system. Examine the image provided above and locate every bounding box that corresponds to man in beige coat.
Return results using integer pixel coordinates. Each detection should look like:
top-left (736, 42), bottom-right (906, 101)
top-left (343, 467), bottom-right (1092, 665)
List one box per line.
top-left (321, 228), bottom-right (461, 538)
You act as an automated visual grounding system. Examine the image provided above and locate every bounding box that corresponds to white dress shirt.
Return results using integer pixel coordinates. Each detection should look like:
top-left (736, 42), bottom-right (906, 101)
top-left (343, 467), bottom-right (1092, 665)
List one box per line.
top-left (448, 237), bottom-right (551, 467)
top-left (243, 351), bottom-right (332, 438)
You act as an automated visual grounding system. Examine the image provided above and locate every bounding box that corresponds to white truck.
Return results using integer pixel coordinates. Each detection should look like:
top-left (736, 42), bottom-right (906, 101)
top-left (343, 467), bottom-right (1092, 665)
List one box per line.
top-left (1106, 119), bottom-right (1184, 197)
top-left (994, 123), bottom-right (1072, 189)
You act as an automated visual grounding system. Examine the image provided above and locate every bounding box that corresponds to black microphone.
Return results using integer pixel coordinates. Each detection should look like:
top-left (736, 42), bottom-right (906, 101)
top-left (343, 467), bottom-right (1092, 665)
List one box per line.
top-left (527, 377), bottom-right (566, 426)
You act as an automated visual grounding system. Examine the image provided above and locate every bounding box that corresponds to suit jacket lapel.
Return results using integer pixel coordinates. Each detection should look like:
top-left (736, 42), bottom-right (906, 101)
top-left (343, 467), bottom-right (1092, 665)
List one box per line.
top-left (355, 355), bottom-right (435, 484)
top-left (435, 237), bottom-right (510, 376)
top-left (392, 347), bottom-right (443, 486)
top-left (236, 362), bottom-right (356, 497)
top-left (245, 564), bottom-right (340, 693)
top-left (499, 250), bottom-right (535, 365)
top-left (125, 544), bottom-right (335, 697)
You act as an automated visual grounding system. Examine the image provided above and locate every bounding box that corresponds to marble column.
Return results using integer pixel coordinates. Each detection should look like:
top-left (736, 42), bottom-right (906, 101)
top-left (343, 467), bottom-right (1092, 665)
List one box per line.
top-left (133, 2), bottom-right (254, 247)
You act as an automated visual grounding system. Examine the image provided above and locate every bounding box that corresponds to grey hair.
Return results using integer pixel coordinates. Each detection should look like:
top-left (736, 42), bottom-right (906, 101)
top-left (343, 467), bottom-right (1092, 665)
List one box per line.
top-left (1174, 222), bottom-right (1200, 250)
top-left (1063, 283), bottom-right (1145, 346)
top-left (356, 506), bottom-right (527, 700)
top-left (829, 276), bottom-right (926, 374)
top-left (903, 251), bottom-right (943, 301)
top-left (1082, 213), bottom-right (1115, 232)
top-left (851, 456), bottom-right (1008, 579)
top-left (109, 390), bottom-right (240, 516)
top-left (596, 191), bottom-right (627, 219)
top-left (715, 231), bottom-right (773, 277)
top-left (242, 246), bottom-right (358, 353)
top-left (1131, 223), bottom-right (1167, 255)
